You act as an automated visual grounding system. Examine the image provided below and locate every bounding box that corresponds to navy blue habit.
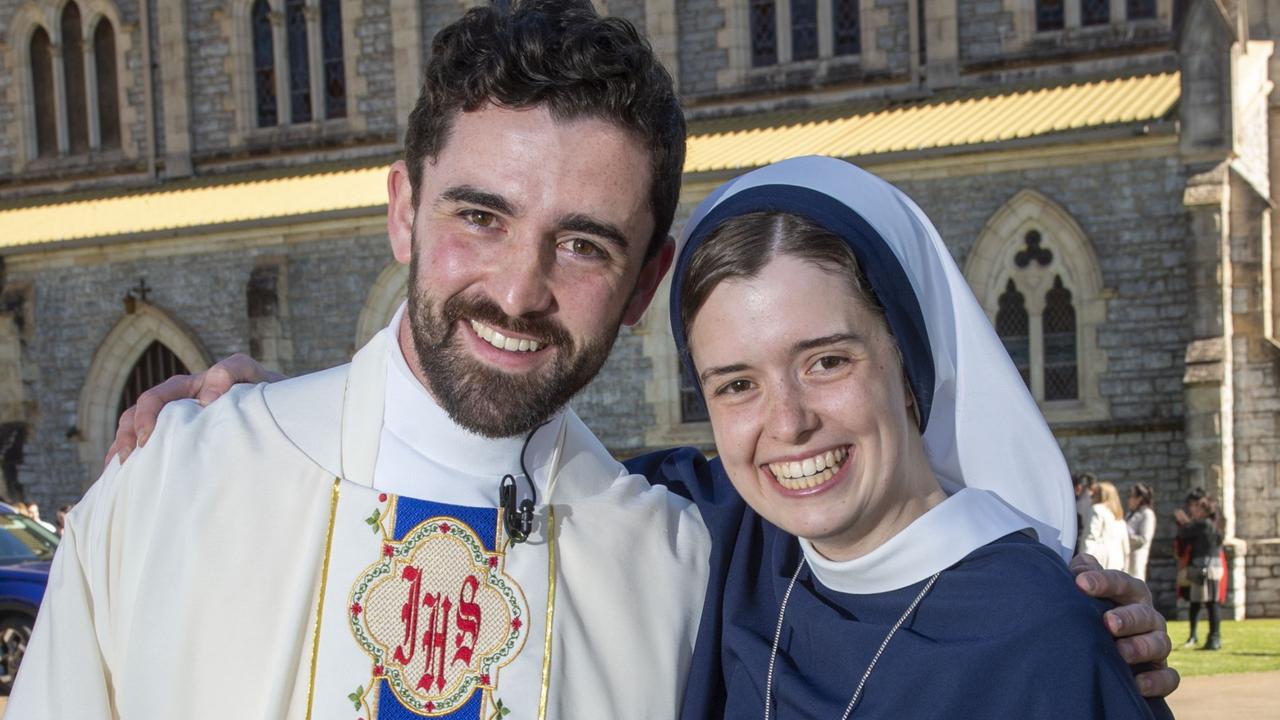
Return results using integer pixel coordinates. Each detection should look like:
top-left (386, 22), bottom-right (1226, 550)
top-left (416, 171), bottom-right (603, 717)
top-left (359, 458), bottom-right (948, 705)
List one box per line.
top-left (626, 448), bottom-right (1175, 720)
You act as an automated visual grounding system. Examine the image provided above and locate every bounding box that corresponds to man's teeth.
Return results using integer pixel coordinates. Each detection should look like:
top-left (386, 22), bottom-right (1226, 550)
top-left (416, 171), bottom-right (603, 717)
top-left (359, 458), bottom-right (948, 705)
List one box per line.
top-left (769, 448), bottom-right (847, 490)
top-left (470, 320), bottom-right (541, 352)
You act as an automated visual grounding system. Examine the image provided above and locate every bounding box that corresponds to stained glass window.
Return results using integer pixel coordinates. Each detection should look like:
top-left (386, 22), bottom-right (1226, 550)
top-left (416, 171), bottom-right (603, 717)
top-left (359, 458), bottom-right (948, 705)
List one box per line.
top-left (62, 2), bottom-right (90, 154)
top-left (834, 0), bottom-right (861, 56)
top-left (321, 0), bottom-right (346, 119)
top-left (94, 19), bottom-right (121, 150)
top-left (791, 0), bottom-right (818, 62)
top-left (996, 279), bottom-right (1031, 388)
top-left (1043, 276), bottom-right (1078, 400)
top-left (750, 0), bottom-right (777, 67)
top-left (252, 0), bottom-right (277, 127)
top-left (30, 29), bottom-right (57, 157)
top-left (1036, 0), bottom-right (1064, 31)
top-left (286, 0), bottom-right (312, 123)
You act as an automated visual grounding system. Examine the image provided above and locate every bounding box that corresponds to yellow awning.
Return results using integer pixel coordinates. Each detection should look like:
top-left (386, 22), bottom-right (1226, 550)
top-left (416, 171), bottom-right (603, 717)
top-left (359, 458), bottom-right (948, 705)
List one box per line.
top-left (683, 72), bottom-right (1180, 174)
top-left (0, 73), bottom-right (1179, 251)
top-left (0, 164), bottom-right (390, 251)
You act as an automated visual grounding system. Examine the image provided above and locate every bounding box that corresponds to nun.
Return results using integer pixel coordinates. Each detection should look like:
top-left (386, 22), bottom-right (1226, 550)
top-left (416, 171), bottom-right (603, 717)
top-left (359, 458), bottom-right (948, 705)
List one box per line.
top-left (638, 156), bottom-right (1173, 719)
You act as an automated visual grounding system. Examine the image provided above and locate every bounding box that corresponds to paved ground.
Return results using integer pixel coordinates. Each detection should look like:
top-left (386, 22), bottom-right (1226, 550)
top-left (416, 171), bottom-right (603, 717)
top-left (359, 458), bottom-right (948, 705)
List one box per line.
top-left (1164, 670), bottom-right (1280, 719)
top-left (1, 671), bottom-right (1277, 717)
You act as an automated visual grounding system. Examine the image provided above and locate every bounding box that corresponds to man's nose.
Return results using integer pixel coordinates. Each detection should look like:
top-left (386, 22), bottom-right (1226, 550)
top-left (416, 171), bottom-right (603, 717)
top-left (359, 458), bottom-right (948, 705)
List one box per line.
top-left (488, 238), bottom-right (555, 318)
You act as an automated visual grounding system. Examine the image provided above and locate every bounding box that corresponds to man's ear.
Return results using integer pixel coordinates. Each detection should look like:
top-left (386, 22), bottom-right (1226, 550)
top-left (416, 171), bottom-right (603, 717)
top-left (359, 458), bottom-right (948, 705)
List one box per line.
top-left (387, 160), bottom-right (415, 264)
top-left (622, 236), bottom-right (676, 326)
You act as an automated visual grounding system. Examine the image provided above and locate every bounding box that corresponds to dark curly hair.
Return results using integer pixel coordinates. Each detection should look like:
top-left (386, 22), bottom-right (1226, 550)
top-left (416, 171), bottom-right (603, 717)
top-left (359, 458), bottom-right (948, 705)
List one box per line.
top-left (405, 0), bottom-right (685, 258)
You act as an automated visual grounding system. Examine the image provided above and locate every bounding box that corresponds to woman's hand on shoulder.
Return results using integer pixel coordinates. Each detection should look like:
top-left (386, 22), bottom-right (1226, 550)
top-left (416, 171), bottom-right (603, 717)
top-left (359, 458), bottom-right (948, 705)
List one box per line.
top-left (106, 353), bottom-right (284, 466)
top-left (1070, 553), bottom-right (1180, 698)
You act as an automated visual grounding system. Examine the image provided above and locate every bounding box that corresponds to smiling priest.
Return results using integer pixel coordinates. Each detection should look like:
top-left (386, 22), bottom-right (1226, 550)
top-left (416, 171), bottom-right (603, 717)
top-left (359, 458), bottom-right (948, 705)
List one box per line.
top-left (7, 4), bottom-right (709, 718)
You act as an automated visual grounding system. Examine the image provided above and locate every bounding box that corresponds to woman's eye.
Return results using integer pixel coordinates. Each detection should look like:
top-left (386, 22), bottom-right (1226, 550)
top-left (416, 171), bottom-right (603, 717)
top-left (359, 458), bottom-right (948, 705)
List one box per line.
top-left (717, 379), bottom-right (754, 396)
top-left (813, 355), bottom-right (848, 372)
top-left (462, 210), bottom-right (496, 228)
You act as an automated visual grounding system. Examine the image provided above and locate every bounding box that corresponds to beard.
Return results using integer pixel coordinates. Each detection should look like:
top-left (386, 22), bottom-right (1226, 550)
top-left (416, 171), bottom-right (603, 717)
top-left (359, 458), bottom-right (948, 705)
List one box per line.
top-left (405, 253), bottom-right (623, 438)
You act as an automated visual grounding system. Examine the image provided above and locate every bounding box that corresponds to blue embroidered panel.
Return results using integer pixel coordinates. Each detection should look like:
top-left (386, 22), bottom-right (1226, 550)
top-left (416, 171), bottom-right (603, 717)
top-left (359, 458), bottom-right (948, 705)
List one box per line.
top-left (376, 679), bottom-right (483, 720)
top-left (393, 497), bottom-right (499, 554)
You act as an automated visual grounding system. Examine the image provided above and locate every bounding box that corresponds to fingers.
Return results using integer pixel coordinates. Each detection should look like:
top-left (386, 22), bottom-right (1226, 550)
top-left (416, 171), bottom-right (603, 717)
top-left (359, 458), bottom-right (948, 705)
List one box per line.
top-left (195, 353), bottom-right (279, 405)
top-left (1135, 665), bottom-right (1180, 698)
top-left (1074, 567), bottom-right (1152, 606)
top-left (1104, 601), bottom-right (1166, 640)
top-left (104, 406), bottom-right (139, 468)
top-left (133, 374), bottom-right (200, 447)
top-left (1070, 552), bottom-right (1103, 574)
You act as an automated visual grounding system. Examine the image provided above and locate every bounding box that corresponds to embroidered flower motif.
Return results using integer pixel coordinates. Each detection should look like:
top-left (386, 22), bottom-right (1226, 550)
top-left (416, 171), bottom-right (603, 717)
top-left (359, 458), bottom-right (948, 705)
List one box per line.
top-left (373, 664), bottom-right (383, 677)
top-left (481, 673), bottom-right (491, 685)
top-left (488, 556), bottom-right (498, 568)
top-left (426, 701), bottom-right (436, 712)
top-left (378, 492), bottom-right (388, 502)
top-left (511, 618), bottom-right (522, 631)
top-left (351, 602), bottom-right (362, 617)
top-left (439, 522), bottom-right (451, 534)
top-left (383, 543), bottom-right (394, 558)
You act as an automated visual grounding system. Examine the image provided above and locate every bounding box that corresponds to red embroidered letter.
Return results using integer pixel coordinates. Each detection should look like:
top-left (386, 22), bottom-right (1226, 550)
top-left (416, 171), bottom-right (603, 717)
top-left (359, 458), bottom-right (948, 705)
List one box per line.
top-left (453, 575), bottom-right (482, 667)
top-left (394, 566), bottom-right (422, 665)
top-left (418, 592), bottom-right (452, 693)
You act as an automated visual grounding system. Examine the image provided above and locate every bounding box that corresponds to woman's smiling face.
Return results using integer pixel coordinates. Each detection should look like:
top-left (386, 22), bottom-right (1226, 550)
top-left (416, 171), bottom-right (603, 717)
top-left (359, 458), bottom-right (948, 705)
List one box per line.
top-left (689, 254), bottom-right (940, 561)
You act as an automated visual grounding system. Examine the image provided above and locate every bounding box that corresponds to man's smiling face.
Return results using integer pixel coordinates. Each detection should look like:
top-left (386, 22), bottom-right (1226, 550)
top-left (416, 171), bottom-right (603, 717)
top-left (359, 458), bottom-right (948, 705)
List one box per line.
top-left (386, 104), bottom-right (667, 438)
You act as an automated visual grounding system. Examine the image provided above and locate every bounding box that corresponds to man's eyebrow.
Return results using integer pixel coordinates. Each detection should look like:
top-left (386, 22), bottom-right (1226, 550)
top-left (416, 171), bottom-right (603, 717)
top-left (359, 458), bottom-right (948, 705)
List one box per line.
top-left (793, 333), bottom-right (863, 352)
top-left (438, 186), bottom-right (518, 216)
top-left (699, 363), bottom-right (750, 384)
top-left (558, 213), bottom-right (630, 251)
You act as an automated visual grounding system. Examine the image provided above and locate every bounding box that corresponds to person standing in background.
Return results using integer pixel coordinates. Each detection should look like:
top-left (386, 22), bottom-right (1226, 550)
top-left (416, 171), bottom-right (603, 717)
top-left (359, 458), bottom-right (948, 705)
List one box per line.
top-left (1126, 484), bottom-right (1156, 581)
top-left (1175, 494), bottom-right (1225, 650)
top-left (1085, 481), bottom-right (1130, 571)
top-left (1074, 472), bottom-right (1097, 555)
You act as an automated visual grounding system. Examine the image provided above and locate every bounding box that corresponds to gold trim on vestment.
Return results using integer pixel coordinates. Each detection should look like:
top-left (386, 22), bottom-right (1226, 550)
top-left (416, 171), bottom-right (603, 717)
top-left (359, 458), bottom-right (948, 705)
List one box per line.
top-left (305, 477), bottom-right (343, 720)
top-left (537, 505), bottom-right (557, 720)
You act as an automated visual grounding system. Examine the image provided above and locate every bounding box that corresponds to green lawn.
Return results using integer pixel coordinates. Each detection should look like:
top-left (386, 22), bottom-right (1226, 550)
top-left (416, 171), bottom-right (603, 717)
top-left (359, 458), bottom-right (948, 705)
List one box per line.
top-left (1166, 619), bottom-right (1280, 677)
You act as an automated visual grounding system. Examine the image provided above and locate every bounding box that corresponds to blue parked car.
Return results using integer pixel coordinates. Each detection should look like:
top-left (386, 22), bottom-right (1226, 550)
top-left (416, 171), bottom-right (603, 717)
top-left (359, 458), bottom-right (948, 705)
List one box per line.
top-left (0, 507), bottom-right (56, 693)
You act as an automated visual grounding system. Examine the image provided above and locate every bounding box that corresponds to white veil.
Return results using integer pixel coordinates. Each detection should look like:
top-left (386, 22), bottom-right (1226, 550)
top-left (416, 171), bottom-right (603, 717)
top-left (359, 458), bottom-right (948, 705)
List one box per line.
top-left (671, 156), bottom-right (1075, 560)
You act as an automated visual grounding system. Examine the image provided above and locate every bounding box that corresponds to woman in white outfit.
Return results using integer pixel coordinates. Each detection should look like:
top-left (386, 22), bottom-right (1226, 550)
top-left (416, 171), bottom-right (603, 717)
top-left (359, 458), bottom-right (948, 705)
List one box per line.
top-left (1084, 481), bottom-right (1131, 571)
top-left (1126, 483), bottom-right (1156, 581)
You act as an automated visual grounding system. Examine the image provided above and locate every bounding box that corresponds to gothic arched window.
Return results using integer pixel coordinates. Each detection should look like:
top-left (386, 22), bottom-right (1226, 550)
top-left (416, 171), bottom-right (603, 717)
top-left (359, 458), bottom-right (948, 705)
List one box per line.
top-left (285, 0), bottom-right (312, 123)
top-left (320, 0), bottom-right (346, 119)
top-left (1043, 275), bottom-right (1078, 401)
top-left (117, 342), bottom-right (191, 418)
top-left (252, 0), bottom-right (278, 127)
top-left (94, 18), bottom-right (121, 150)
top-left (996, 279), bottom-right (1031, 387)
top-left (30, 28), bottom-right (57, 158)
top-left (967, 189), bottom-right (1107, 421)
top-left (62, 2), bottom-right (90, 154)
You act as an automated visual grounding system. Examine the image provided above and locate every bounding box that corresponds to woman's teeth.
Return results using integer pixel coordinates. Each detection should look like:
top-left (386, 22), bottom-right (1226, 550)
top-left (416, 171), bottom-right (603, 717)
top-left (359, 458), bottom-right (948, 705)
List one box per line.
top-left (769, 447), bottom-right (847, 490)
top-left (470, 320), bottom-right (541, 352)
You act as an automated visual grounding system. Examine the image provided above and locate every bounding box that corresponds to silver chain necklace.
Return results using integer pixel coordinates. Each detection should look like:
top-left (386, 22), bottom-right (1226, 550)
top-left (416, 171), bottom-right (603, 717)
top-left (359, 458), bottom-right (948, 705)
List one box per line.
top-left (764, 557), bottom-right (941, 720)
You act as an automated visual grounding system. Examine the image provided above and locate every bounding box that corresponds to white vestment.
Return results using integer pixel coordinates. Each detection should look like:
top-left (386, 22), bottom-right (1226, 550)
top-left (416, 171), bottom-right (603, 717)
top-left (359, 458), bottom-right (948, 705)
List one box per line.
top-left (9, 324), bottom-right (710, 720)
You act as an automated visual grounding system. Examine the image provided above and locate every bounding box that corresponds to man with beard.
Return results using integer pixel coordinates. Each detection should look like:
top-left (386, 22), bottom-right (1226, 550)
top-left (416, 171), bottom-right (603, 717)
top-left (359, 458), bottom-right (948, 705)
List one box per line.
top-left (12, 2), bottom-right (1176, 718)
top-left (10, 4), bottom-right (707, 718)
